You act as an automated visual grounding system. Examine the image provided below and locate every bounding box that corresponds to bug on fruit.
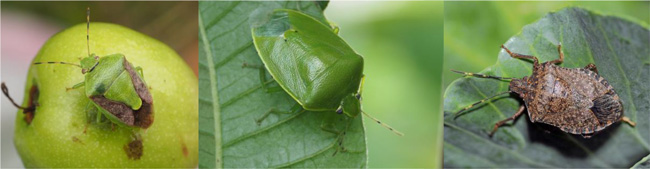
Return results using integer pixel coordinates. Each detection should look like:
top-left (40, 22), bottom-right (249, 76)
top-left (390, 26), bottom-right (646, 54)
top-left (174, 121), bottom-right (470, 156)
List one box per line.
top-left (249, 9), bottom-right (402, 152)
top-left (29, 7), bottom-right (153, 129)
top-left (450, 44), bottom-right (636, 138)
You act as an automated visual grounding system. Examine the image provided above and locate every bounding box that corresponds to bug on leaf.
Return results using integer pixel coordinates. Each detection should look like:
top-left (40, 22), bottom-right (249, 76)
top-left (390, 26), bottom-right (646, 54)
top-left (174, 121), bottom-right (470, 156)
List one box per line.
top-left (249, 9), bottom-right (402, 153)
top-left (29, 7), bottom-right (154, 129)
top-left (451, 44), bottom-right (635, 138)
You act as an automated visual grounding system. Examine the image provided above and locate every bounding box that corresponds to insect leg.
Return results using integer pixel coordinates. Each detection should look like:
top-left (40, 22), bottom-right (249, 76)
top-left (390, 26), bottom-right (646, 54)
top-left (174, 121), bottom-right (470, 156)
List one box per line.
top-left (548, 44), bottom-right (564, 65)
top-left (84, 101), bottom-right (95, 121)
top-left (584, 63), bottom-right (599, 74)
top-left (451, 69), bottom-right (514, 81)
top-left (95, 106), bottom-right (106, 124)
top-left (135, 66), bottom-right (145, 81)
top-left (320, 124), bottom-right (341, 135)
top-left (501, 45), bottom-right (539, 65)
top-left (331, 118), bottom-right (353, 156)
top-left (621, 116), bottom-right (636, 127)
top-left (254, 103), bottom-right (302, 125)
top-left (66, 82), bottom-right (85, 91)
top-left (489, 105), bottom-right (525, 137)
top-left (242, 63), bottom-right (281, 93)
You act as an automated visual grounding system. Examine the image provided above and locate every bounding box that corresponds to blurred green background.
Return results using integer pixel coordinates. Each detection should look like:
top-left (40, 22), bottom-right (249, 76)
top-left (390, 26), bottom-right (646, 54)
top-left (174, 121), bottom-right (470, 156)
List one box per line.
top-left (326, 1), bottom-right (443, 168)
top-left (443, 1), bottom-right (650, 89)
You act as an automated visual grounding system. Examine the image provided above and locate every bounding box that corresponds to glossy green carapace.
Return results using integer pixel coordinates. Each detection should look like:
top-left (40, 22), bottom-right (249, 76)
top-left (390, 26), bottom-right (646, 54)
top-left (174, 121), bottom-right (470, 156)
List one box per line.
top-left (252, 9), bottom-right (364, 115)
top-left (86, 54), bottom-right (142, 108)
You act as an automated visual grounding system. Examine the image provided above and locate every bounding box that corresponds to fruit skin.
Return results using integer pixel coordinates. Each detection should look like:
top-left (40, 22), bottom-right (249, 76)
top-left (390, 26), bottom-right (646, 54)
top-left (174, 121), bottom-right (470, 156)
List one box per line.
top-left (14, 22), bottom-right (198, 167)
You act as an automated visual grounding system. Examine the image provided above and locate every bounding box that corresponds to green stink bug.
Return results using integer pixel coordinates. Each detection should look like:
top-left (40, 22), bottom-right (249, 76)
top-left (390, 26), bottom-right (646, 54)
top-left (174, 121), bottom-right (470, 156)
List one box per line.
top-left (32, 8), bottom-right (153, 129)
top-left (250, 9), bottom-right (402, 145)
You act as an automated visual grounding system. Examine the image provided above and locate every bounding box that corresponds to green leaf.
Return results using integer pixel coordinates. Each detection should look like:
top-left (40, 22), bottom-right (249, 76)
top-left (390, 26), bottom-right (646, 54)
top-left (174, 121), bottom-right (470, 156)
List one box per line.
top-left (199, 1), bottom-right (366, 168)
top-left (444, 7), bottom-right (649, 168)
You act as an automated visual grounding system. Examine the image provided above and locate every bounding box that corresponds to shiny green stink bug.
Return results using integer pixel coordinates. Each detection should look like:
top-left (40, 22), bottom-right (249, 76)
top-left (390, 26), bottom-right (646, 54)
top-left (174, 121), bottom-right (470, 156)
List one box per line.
top-left (33, 8), bottom-right (153, 129)
top-left (250, 9), bottom-right (402, 140)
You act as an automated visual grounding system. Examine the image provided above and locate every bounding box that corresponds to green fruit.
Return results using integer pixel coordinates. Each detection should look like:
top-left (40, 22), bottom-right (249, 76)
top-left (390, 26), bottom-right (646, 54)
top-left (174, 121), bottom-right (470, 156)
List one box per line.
top-left (14, 23), bottom-right (198, 167)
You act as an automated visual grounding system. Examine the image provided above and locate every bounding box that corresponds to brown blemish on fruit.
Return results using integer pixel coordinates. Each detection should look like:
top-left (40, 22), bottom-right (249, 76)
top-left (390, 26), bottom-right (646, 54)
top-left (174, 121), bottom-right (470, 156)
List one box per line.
top-left (124, 138), bottom-right (143, 160)
top-left (72, 136), bottom-right (84, 145)
top-left (83, 123), bottom-right (88, 134)
top-left (182, 142), bottom-right (188, 158)
top-left (179, 136), bottom-right (188, 158)
top-left (1, 83), bottom-right (39, 124)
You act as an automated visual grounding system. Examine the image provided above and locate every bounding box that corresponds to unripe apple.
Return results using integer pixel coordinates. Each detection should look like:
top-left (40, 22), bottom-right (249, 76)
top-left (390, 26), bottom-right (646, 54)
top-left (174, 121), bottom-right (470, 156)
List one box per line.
top-left (13, 22), bottom-right (198, 167)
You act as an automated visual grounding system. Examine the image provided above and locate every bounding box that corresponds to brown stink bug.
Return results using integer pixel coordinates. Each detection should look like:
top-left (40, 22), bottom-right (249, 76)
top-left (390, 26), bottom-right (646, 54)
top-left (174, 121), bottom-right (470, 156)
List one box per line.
top-left (451, 44), bottom-right (636, 138)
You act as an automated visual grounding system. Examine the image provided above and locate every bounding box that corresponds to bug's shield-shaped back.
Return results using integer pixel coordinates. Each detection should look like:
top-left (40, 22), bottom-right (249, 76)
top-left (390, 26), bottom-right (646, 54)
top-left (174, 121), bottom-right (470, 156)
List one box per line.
top-left (252, 9), bottom-right (363, 111)
top-left (86, 54), bottom-right (153, 128)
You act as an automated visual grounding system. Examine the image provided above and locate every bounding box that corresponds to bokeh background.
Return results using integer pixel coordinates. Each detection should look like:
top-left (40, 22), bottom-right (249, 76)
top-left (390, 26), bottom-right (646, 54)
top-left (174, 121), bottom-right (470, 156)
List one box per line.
top-left (1, 2), bottom-right (197, 167)
top-left (326, 1), bottom-right (443, 168)
top-left (443, 1), bottom-right (650, 89)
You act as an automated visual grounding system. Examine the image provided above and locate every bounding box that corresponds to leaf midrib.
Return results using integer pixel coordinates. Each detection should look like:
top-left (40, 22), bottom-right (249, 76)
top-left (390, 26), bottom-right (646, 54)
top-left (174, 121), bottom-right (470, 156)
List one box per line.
top-left (199, 13), bottom-right (223, 168)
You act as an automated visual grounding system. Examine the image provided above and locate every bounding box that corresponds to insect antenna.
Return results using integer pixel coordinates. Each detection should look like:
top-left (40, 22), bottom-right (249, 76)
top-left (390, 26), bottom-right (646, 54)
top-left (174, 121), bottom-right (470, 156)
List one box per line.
top-left (87, 7), bottom-right (91, 57)
top-left (33, 61), bottom-right (82, 68)
top-left (450, 91), bottom-right (512, 119)
top-left (1, 83), bottom-right (29, 110)
top-left (451, 69), bottom-right (514, 81)
top-left (361, 111), bottom-right (403, 136)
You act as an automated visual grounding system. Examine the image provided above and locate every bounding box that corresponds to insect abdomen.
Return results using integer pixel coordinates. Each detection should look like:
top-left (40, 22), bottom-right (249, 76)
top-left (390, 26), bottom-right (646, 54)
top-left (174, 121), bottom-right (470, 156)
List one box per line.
top-left (530, 65), bottom-right (622, 134)
top-left (590, 92), bottom-right (623, 125)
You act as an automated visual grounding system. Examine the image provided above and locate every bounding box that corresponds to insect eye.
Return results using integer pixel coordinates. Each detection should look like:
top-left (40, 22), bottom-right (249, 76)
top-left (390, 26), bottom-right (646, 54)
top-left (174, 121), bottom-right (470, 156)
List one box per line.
top-left (335, 108), bottom-right (343, 114)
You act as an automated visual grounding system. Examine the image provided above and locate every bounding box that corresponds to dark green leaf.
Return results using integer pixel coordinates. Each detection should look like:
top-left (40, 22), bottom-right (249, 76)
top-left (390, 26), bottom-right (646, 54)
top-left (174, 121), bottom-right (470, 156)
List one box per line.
top-left (199, 1), bottom-right (366, 168)
top-left (444, 7), bottom-right (649, 168)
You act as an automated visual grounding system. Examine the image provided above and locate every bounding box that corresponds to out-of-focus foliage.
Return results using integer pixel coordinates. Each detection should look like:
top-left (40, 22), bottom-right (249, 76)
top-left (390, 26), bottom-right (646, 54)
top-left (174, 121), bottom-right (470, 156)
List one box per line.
top-left (326, 1), bottom-right (443, 168)
top-left (2, 1), bottom-right (198, 75)
top-left (443, 1), bottom-right (649, 88)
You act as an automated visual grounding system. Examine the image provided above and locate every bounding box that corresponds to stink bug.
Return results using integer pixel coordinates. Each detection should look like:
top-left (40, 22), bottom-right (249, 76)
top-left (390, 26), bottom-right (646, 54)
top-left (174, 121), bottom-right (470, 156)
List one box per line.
top-left (451, 44), bottom-right (636, 138)
top-left (31, 8), bottom-right (154, 129)
top-left (249, 9), bottom-right (402, 151)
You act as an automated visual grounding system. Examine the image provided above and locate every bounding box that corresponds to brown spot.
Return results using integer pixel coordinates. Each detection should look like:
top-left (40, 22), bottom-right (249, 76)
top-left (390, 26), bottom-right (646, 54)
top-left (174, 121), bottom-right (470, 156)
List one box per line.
top-left (182, 143), bottom-right (188, 158)
top-left (72, 136), bottom-right (84, 145)
top-left (124, 138), bottom-right (143, 160)
top-left (123, 59), bottom-right (154, 129)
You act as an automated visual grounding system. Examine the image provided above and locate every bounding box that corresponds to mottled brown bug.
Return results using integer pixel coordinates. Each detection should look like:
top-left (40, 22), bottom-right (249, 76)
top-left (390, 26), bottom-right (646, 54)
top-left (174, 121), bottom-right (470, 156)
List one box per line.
top-left (451, 44), bottom-right (636, 138)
